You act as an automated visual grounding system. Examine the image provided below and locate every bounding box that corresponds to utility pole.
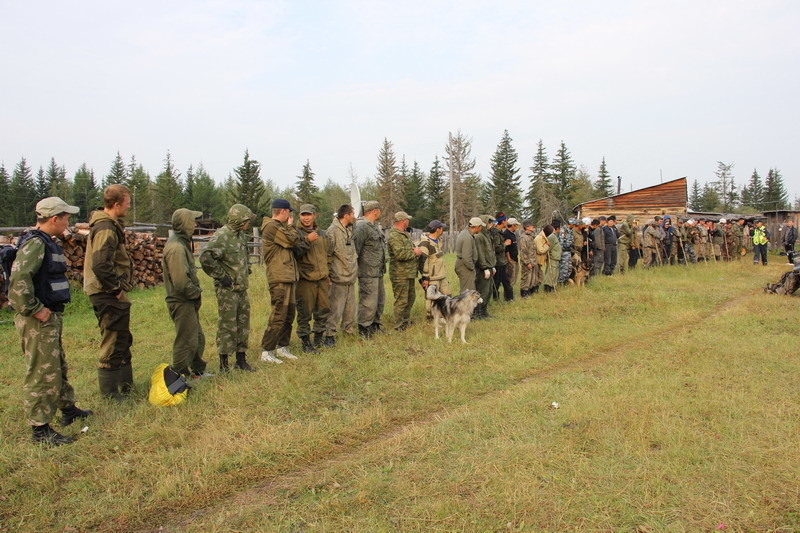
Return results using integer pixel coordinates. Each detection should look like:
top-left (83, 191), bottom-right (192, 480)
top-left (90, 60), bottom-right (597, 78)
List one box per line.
top-left (449, 165), bottom-right (454, 238)
top-left (133, 185), bottom-right (137, 223)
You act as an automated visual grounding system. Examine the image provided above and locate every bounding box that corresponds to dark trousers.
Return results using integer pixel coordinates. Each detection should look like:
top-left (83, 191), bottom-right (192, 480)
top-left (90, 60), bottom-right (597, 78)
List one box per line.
top-left (628, 248), bottom-right (640, 269)
top-left (753, 244), bottom-right (769, 265)
top-left (90, 293), bottom-right (133, 370)
top-left (493, 263), bottom-right (513, 300)
top-left (603, 245), bottom-right (617, 275)
top-left (261, 282), bottom-right (296, 351)
top-left (296, 278), bottom-right (330, 337)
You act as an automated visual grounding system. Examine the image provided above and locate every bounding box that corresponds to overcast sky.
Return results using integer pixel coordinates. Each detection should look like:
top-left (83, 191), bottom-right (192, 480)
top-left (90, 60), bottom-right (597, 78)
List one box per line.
top-left (1, 0), bottom-right (798, 201)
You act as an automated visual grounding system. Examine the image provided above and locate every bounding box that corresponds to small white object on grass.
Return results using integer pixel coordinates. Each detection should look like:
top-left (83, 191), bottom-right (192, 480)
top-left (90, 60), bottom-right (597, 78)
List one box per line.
top-left (81, 426), bottom-right (89, 433)
top-left (551, 402), bottom-right (559, 409)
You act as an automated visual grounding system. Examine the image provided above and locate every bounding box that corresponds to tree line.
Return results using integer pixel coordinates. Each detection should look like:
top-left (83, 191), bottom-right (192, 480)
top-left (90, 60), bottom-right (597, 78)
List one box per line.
top-left (1, 134), bottom-right (793, 229)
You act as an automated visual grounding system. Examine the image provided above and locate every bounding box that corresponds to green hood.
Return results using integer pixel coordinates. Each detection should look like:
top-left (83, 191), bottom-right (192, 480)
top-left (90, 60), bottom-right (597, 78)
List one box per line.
top-left (227, 204), bottom-right (254, 231)
top-left (171, 208), bottom-right (202, 239)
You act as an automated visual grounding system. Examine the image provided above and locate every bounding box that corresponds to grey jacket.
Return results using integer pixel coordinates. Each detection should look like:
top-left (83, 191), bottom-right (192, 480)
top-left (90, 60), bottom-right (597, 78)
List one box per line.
top-left (353, 218), bottom-right (386, 278)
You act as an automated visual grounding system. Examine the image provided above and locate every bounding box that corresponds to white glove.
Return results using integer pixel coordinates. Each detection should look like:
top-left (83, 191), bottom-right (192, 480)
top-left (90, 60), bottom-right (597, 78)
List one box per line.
top-left (483, 269), bottom-right (490, 280)
top-left (491, 268), bottom-right (496, 275)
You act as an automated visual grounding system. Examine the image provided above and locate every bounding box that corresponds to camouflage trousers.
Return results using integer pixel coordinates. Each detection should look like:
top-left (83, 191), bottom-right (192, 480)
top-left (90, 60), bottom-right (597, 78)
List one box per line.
top-left (296, 278), bottom-right (330, 338)
top-left (683, 243), bottom-right (696, 263)
top-left (89, 293), bottom-right (133, 370)
top-left (425, 278), bottom-right (450, 319)
top-left (557, 252), bottom-right (572, 284)
top-left (214, 287), bottom-right (250, 355)
top-left (357, 276), bottom-right (385, 328)
top-left (519, 263), bottom-right (536, 291)
top-left (326, 281), bottom-right (356, 337)
top-left (391, 278), bottom-right (416, 328)
top-left (261, 282), bottom-right (296, 351)
top-left (15, 312), bottom-right (77, 426)
top-left (167, 299), bottom-right (206, 376)
top-left (454, 259), bottom-right (476, 292)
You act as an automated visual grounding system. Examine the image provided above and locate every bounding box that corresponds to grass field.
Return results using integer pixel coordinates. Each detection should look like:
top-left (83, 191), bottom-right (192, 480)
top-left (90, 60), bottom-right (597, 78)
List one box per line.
top-left (1, 256), bottom-right (798, 532)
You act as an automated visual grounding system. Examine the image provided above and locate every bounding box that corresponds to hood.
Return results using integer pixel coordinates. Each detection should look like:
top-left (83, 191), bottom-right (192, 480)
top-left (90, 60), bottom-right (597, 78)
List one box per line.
top-left (227, 204), bottom-right (254, 231)
top-left (89, 209), bottom-right (122, 228)
top-left (626, 214), bottom-right (634, 223)
top-left (171, 208), bottom-right (201, 239)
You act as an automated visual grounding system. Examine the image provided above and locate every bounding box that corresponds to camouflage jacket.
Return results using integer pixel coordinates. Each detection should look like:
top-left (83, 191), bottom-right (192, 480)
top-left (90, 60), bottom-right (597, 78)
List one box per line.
top-left (163, 209), bottom-right (202, 302)
top-left (559, 227), bottom-right (574, 252)
top-left (417, 232), bottom-right (446, 282)
top-left (327, 217), bottom-right (357, 284)
top-left (261, 218), bottom-right (301, 284)
top-left (474, 228), bottom-right (496, 270)
top-left (8, 237), bottom-right (49, 317)
top-left (294, 223), bottom-right (329, 282)
top-left (200, 204), bottom-right (253, 290)
top-left (387, 227), bottom-right (418, 280)
top-left (83, 209), bottom-right (132, 298)
top-left (353, 219), bottom-right (386, 278)
top-left (618, 221), bottom-right (633, 245)
top-left (518, 230), bottom-right (536, 266)
top-left (644, 225), bottom-right (660, 248)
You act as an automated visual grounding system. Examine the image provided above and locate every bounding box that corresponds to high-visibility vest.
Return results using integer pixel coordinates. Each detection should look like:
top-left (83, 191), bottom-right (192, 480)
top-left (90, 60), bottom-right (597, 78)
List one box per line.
top-left (753, 227), bottom-right (768, 245)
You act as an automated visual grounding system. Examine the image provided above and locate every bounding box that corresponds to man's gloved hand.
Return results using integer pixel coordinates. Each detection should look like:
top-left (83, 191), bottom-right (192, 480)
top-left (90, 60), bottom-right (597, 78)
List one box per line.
top-left (483, 269), bottom-right (490, 280)
top-left (491, 268), bottom-right (496, 275)
top-left (220, 276), bottom-right (233, 288)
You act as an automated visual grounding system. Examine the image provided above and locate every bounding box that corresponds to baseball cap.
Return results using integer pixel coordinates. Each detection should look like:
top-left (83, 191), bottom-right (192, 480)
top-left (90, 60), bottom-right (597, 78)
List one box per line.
top-left (507, 217), bottom-right (520, 226)
top-left (299, 204), bottom-right (316, 214)
top-left (394, 211), bottom-right (412, 222)
top-left (36, 197), bottom-right (79, 218)
top-left (363, 201), bottom-right (382, 213)
top-left (469, 217), bottom-right (485, 227)
top-left (429, 219), bottom-right (446, 230)
top-left (271, 198), bottom-right (295, 211)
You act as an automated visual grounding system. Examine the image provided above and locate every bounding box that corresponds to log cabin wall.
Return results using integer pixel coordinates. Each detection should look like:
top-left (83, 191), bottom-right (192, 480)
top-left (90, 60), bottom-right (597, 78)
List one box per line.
top-left (576, 178), bottom-right (688, 220)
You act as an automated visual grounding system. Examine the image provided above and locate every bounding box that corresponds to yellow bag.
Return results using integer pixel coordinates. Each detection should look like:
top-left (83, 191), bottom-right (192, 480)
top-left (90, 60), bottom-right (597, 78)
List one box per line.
top-left (148, 363), bottom-right (190, 407)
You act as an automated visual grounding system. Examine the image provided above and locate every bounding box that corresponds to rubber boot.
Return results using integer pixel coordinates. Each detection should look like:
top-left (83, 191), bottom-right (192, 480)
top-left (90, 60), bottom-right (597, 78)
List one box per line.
top-left (219, 354), bottom-right (230, 373)
top-left (324, 336), bottom-right (336, 347)
top-left (300, 335), bottom-right (319, 354)
top-left (234, 351), bottom-right (256, 372)
top-left (98, 368), bottom-right (122, 401)
top-left (32, 424), bottom-right (74, 446)
top-left (313, 333), bottom-right (324, 349)
top-left (370, 323), bottom-right (385, 335)
top-left (61, 405), bottom-right (93, 426)
top-left (118, 364), bottom-right (134, 395)
top-left (482, 303), bottom-right (493, 319)
top-left (359, 324), bottom-right (373, 339)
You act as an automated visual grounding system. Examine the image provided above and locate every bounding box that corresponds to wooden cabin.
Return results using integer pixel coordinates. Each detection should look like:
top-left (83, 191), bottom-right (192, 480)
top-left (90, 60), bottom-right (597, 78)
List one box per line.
top-left (762, 210), bottom-right (800, 246)
top-left (574, 177), bottom-right (688, 220)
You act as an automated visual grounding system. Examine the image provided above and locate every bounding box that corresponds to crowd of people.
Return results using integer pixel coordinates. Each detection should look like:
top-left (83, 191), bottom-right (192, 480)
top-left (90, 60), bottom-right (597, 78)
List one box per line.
top-left (7, 184), bottom-right (795, 446)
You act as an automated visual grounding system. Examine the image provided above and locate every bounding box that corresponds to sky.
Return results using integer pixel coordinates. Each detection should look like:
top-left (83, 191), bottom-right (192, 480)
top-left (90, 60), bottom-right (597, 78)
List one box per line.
top-left (1, 0), bottom-right (798, 201)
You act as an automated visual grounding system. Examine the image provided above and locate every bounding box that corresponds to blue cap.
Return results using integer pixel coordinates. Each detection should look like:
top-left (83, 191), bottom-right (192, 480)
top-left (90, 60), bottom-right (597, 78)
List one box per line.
top-left (271, 198), bottom-right (295, 211)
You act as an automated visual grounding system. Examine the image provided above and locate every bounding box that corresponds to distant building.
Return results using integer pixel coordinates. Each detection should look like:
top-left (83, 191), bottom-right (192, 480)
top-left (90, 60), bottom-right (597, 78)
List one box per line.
top-left (762, 210), bottom-right (800, 246)
top-left (574, 177), bottom-right (688, 220)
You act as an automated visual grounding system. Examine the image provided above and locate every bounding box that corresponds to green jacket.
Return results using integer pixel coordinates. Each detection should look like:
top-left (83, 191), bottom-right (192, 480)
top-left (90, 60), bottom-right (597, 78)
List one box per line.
top-left (353, 218), bottom-right (386, 278)
top-left (489, 226), bottom-right (508, 266)
top-left (387, 227), bottom-right (418, 280)
top-left (294, 223), bottom-right (329, 282)
top-left (618, 221), bottom-right (633, 245)
top-left (163, 209), bottom-right (202, 303)
top-left (261, 217), bottom-right (301, 284)
top-left (327, 217), bottom-right (358, 284)
top-left (200, 204), bottom-right (253, 290)
top-left (474, 228), bottom-right (496, 270)
top-left (83, 209), bottom-right (133, 298)
top-left (454, 228), bottom-right (477, 271)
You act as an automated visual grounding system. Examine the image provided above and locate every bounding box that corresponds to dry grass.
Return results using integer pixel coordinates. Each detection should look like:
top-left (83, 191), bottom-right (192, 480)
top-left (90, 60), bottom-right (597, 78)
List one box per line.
top-left (0, 257), bottom-right (798, 532)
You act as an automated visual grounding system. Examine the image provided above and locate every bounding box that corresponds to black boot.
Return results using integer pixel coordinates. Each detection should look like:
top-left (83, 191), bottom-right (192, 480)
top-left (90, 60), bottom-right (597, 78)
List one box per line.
top-left (234, 352), bottom-right (256, 372)
top-left (219, 354), bottom-right (230, 373)
top-left (98, 368), bottom-right (122, 401)
top-left (472, 303), bottom-right (485, 320)
top-left (531, 286), bottom-right (540, 294)
top-left (482, 304), bottom-right (493, 319)
top-left (61, 405), bottom-right (93, 426)
top-left (300, 335), bottom-right (319, 354)
top-left (313, 333), bottom-right (324, 348)
top-left (32, 424), bottom-right (74, 446)
top-left (118, 364), bottom-right (134, 395)
top-left (359, 325), bottom-right (373, 339)
top-left (324, 336), bottom-right (336, 347)
top-left (370, 323), bottom-right (385, 335)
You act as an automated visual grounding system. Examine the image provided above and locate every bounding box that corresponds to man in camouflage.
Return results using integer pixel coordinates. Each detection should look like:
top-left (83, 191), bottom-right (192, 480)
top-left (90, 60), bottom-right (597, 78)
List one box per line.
top-left (199, 203), bottom-right (256, 372)
top-left (417, 219), bottom-right (449, 320)
top-left (387, 211), bottom-right (422, 331)
top-left (643, 219), bottom-right (661, 267)
top-left (558, 218), bottom-right (575, 284)
top-left (454, 218), bottom-right (482, 293)
top-left (518, 220), bottom-right (536, 297)
top-left (294, 204), bottom-right (330, 354)
top-left (474, 215), bottom-right (497, 318)
top-left (353, 201), bottom-right (386, 338)
top-left (683, 219), bottom-right (698, 264)
top-left (84, 184), bottom-right (135, 400)
top-left (10, 197), bottom-right (92, 445)
top-left (162, 208), bottom-right (209, 377)
top-left (616, 215), bottom-right (634, 274)
top-left (260, 199), bottom-right (311, 363)
top-left (325, 204), bottom-right (358, 347)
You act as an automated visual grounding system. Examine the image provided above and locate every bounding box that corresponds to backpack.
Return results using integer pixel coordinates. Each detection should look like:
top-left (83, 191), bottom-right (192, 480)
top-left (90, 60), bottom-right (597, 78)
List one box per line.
top-left (148, 364), bottom-right (191, 407)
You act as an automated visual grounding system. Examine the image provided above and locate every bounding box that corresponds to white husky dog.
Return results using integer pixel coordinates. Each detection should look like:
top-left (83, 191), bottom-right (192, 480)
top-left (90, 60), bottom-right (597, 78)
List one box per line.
top-left (425, 286), bottom-right (483, 343)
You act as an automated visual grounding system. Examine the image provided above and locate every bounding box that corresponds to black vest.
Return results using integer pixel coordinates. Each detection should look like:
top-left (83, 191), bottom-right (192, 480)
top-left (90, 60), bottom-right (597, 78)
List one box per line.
top-left (18, 229), bottom-right (71, 312)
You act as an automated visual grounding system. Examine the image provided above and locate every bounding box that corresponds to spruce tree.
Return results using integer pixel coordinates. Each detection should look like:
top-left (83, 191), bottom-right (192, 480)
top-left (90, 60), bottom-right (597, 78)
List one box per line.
top-left (740, 169), bottom-right (764, 210)
top-left (443, 130), bottom-right (480, 230)
top-left (126, 157), bottom-right (154, 223)
top-left (35, 167), bottom-right (49, 200)
top-left (317, 178), bottom-right (349, 230)
top-left (689, 180), bottom-right (702, 211)
top-left (231, 149), bottom-right (266, 216)
top-left (184, 164), bottom-right (196, 209)
top-left (72, 164), bottom-right (101, 222)
top-left (487, 129), bottom-right (522, 215)
top-left (153, 151), bottom-right (184, 223)
top-left (763, 168), bottom-right (789, 210)
top-left (191, 164), bottom-right (218, 218)
top-left (0, 164), bottom-right (10, 225)
top-left (403, 160), bottom-right (426, 228)
top-left (295, 159), bottom-right (321, 207)
top-left (594, 157), bottom-right (613, 197)
top-left (550, 141), bottom-right (576, 201)
top-left (375, 138), bottom-right (402, 227)
top-left (424, 156), bottom-right (447, 223)
top-left (9, 157), bottom-right (36, 226)
top-left (712, 162), bottom-right (736, 212)
top-left (105, 152), bottom-right (127, 186)
top-left (46, 158), bottom-right (70, 201)
top-left (525, 139), bottom-right (550, 221)
top-left (699, 183), bottom-right (721, 212)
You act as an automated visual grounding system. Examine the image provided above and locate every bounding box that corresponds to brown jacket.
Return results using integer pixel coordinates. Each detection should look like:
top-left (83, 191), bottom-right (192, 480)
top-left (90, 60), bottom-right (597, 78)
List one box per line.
top-left (261, 218), bottom-right (300, 284)
top-left (83, 209), bottom-right (132, 298)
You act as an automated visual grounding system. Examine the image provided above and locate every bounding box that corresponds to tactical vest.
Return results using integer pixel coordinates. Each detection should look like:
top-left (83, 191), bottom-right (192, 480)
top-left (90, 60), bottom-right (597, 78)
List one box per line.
top-left (18, 229), bottom-right (71, 312)
top-left (753, 227), bottom-right (768, 245)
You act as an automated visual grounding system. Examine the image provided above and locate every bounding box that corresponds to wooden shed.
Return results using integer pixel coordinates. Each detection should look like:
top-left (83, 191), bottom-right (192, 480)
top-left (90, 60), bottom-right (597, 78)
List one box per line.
top-left (762, 210), bottom-right (800, 246)
top-left (574, 177), bottom-right (688, 220)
